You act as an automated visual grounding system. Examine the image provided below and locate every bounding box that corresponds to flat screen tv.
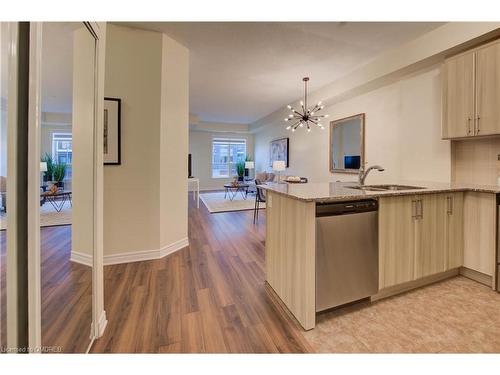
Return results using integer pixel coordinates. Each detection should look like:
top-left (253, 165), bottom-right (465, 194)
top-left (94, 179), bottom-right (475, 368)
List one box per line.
top-left (344, 155), bottom-right (360, 170)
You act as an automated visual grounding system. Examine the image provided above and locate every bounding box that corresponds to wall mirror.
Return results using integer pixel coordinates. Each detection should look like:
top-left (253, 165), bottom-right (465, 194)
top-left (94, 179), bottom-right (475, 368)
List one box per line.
top-left (329, 113), bottom-right (365, 173)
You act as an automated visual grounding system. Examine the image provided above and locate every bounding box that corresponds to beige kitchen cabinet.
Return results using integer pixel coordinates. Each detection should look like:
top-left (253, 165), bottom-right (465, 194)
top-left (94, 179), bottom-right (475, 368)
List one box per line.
top-left (442, 39), bottom-right (500, 139)
top-left (379, 193), bottom-right (465, 290)
top-left (415, 194), bottom-right (447, 279)
top-left (475, 42), bottom-right (500, 136)
top-left (463, 192), bottom-right (496, 277)
top-left (444, 192), bottom-right (464, 270)
top-left (442, 52), bottom-right (474, 138)
top-left (378, 195), bottom-right (416, 289)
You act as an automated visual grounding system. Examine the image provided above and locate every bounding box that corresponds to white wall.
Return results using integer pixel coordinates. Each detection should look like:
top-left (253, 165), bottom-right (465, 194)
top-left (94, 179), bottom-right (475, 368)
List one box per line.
top-left (104, 24), bottom-right (189, 258)
top-left (189, 129), bottom-right (254, 190)
top-left (159, 34), bottom-right (189, 251)
top-left (254, 66), bottom-right (450, 184)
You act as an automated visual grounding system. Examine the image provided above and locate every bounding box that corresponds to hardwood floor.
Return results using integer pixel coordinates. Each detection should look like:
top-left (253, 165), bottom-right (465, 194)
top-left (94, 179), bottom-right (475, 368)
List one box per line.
top-left (91, 199), bottom-right (310, 353)
top-left (0, 225), bottom-right (92, 353)
top-left (40, 226), bottom-right (92, 353)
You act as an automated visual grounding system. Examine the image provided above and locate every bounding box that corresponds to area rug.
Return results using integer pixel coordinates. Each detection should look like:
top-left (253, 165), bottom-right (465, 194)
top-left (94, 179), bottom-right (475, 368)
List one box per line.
top-left (200, 191), bottom-right (266, 213)
top-left (0, 201), bottom-right (72, 230)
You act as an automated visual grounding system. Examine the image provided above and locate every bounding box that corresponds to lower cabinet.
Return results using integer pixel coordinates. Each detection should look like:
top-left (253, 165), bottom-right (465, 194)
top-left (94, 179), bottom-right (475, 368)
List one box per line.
top-left (415, 194), bottom-right (446, 279)
top-left (463, 192), bottom-right (496, 277)
top-left (379, 192), bottom-right (464, 290)
top-left (379, 195), bottom-right (416, 289)
top-left (445, 192), bottom-right (464, 270)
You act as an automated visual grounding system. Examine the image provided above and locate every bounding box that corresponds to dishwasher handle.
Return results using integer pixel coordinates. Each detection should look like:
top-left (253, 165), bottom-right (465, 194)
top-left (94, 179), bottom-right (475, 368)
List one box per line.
top-left (316, 200), bottom-right (378, 217)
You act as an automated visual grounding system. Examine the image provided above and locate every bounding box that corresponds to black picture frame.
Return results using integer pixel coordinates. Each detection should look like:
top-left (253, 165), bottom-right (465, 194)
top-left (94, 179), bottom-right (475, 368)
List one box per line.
top-left (103, 97), bottom-right (121, 165)
top-left (269, 137), bottom-right (289, 168)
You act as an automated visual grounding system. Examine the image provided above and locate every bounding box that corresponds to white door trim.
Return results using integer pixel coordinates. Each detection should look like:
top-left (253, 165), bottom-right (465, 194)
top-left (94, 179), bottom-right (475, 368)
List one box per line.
top-left (5, 21), bottom-right (21, 351)
top-left (85, 21), bottom-right (107, 341)
top-left (27, 21), bottom-right (42, 350)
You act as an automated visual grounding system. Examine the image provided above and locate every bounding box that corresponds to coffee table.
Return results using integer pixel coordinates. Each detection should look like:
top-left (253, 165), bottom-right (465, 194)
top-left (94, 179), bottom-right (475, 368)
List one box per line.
top-left (41, 190), bottom-right (72, 212)
top-left (223, 183), bottom-right (249, 201)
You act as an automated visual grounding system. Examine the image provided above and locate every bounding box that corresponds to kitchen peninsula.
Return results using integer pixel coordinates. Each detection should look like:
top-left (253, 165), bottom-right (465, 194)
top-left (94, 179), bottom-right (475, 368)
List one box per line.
top-left (261, 181), bottom-right (500, 330)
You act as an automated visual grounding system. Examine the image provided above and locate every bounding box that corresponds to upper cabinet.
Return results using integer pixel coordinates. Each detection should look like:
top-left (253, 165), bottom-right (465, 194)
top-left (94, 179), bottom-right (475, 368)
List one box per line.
top-left (442, 52), bottom-right (474, 138)
top-left (475, 42), bottom-right (500, 136)
top-left (442, 39), bottom-right (500, 139)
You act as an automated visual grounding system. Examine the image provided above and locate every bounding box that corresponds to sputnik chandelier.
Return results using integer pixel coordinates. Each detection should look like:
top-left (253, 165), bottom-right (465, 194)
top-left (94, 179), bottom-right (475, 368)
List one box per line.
top-left (285, 77), bottom-right (329, 133)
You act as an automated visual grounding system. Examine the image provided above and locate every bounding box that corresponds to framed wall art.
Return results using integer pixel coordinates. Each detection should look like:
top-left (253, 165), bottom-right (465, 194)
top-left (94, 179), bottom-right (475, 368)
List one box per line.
top-left (269, 137), bottom-right (289, 168)
top-left (103, 97), bottom-right (121, 165)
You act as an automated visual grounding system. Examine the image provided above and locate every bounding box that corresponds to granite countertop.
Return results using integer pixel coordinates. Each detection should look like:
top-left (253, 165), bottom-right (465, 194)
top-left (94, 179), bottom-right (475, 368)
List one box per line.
top-left (259, 181), bottom-right (500, 203)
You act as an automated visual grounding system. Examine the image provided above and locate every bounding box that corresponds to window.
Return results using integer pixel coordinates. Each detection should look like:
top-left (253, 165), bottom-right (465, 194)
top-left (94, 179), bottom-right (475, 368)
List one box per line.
top-left (52, 133), bottom-right (72, 180)
top-left (212, 138), bottom-right (246, 178)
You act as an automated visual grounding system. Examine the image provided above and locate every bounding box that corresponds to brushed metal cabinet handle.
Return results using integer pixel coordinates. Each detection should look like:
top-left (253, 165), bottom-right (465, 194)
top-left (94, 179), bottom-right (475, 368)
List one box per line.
top-left (467, 117), bottom-right (472, 135)
top-left (419, 199), bottom-right (423, 219)
top-left (412, 200), bottom-right (417, 219)
top-left (476, 116), bottom-right (481, 134)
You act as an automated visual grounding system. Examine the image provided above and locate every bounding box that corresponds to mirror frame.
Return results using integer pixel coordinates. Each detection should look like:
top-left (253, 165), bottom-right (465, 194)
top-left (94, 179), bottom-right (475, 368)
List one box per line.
top-left (329, 113), bottom-right (365, 174)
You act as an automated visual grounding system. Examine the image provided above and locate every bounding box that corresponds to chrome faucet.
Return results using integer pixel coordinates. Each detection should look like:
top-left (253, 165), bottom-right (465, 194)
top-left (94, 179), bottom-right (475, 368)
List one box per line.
top-left (358, 164), bottom-right (385, 185)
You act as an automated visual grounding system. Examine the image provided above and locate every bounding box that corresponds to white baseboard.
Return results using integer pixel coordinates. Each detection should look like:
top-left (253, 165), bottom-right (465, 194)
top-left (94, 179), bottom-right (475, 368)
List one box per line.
top-left (70, 250), bottom-right (93, 267)
top-left (103, 237), bottom-right (189, 265)
top-left (97, 310), bottom-right (108, 338)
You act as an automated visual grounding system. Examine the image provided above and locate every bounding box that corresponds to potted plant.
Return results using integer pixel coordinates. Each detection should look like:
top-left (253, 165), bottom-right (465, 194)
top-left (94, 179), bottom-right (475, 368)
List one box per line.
top-left (53, 162), bottom-right (67, 189)
top-left (41, 153), bottom-right (55, 183)
top-left (236, 160), bottom-right (245, 182)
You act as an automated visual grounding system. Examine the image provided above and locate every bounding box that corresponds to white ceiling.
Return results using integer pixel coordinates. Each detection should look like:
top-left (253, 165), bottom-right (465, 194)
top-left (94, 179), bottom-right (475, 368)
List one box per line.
top-left (39, 22), bottom-right (444, 123)
top-left (123, 22), bottom-right (444, 124)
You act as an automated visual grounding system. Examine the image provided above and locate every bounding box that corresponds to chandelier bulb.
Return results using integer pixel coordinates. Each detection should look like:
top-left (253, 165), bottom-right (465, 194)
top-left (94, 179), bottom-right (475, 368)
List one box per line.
top-left (299, 123), bottom-right (304, 127)
top-left (318, 101), bottom-right (322, 106)
top-left (300, 100), bottom-right (304, 106)
top-left (287, 105), bottom-right (292, 109)
top-left (324, 114), bottom-right (329, 118)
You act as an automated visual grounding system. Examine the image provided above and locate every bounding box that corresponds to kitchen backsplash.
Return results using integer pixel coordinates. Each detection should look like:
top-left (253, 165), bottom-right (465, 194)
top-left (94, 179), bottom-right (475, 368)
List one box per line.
top-left (451, 137), bottom-right (500, 185)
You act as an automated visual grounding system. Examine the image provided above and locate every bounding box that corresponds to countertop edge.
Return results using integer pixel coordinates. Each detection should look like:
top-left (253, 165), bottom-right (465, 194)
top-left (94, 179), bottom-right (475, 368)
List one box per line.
top-left (260, 184), bottom-right (500, 203)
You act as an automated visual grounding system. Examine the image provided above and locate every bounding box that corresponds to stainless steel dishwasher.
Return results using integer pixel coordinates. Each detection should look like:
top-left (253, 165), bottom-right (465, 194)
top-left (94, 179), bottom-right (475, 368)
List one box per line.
top-left (316, 200), bottom-right (379, 312)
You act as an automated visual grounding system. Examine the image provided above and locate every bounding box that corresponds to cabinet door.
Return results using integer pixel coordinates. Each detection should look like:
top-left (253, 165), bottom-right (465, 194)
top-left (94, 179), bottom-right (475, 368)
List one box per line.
top-left (445, 192), bottom-right (464, 270)
top-left (378, 195), bottom-right (416, 289)
top-left (415, 194), bottom-right (446, 279)
top-left (476, 41), bottom-right (500, 136)
top-left (463, 192), bottom-right (496, 276)
top-left (442, 53), bottom-right (474, 138)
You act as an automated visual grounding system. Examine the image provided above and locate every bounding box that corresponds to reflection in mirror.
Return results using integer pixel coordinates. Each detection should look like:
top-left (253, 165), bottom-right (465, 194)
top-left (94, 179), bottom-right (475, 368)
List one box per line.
top-left (329, 113), bottom-right (365, 173)
top-left (40, 22), bottom-right (95, 353)
top-left (0, 23), bottom-right (9, 350)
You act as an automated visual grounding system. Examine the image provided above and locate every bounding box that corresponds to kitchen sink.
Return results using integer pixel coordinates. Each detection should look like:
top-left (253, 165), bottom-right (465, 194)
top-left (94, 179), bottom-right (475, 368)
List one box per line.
top-left (347, 184), bottom-right (425, 191)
